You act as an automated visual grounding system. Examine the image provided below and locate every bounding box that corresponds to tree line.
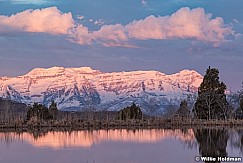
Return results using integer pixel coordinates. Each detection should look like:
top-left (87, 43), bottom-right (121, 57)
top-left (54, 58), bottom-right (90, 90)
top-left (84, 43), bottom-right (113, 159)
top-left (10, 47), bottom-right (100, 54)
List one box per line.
top-left (26, 101), bottom-right (58, 121)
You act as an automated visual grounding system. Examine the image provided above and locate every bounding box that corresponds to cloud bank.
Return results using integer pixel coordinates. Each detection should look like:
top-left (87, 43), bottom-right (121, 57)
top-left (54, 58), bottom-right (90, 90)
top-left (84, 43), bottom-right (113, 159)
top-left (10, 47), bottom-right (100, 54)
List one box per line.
top-left (0, 7), bottom-right (234, 47)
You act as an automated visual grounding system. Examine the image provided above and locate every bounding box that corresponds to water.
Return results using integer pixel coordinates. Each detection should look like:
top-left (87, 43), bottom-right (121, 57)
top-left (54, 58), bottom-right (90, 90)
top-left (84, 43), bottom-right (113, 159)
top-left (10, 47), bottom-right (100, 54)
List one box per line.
top-left (0, 128), bottom-right (242, 163)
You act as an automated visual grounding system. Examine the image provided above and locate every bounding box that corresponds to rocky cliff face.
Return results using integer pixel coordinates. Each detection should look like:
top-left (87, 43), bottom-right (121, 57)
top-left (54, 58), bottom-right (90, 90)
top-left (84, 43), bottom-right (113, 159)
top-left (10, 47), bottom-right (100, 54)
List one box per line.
top-left (0, 67), bottom-right (203, 114)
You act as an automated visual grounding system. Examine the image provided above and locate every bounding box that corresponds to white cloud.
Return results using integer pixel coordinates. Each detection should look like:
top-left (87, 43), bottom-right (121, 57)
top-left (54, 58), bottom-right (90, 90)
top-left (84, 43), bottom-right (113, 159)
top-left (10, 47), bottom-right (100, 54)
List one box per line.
top-left (233, 19), bottom-right (239, 24)
top-left (94, 19), bottom-right (105, 26)
top-left (141, 0), bottom-right (147, 6)
top-left (68, 24), bottom-right (91, 45)
top-left (0, 7), bottom-right (74, 35)
top-left (71, 7), bottom-right (234, 47)
top-left (77, 15), bottom-right (85, 20)
top-left (0, 7), bottom-right (235, 47)
top-left (126, 7), bottom-right (233, 44)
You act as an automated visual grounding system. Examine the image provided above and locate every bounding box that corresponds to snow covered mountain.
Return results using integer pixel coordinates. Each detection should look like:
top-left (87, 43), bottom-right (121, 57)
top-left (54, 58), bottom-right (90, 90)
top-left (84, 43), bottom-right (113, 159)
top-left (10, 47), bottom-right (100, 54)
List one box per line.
top-left (0, 67), bottom-right (203, 114)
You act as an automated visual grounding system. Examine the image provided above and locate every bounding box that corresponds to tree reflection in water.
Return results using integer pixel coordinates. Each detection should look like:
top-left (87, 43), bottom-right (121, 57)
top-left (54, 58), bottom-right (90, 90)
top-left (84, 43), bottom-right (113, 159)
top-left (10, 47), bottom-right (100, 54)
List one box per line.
top-left (229, 129), bottom-right (243, 154)
top-left (193, 128), bottom-right (228, 163)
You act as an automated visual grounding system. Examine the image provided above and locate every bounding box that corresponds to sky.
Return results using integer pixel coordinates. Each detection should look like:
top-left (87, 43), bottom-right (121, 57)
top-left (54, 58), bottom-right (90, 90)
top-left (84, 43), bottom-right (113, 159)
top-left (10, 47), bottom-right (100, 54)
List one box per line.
top-left (0, 0), bottom-right (242, 91)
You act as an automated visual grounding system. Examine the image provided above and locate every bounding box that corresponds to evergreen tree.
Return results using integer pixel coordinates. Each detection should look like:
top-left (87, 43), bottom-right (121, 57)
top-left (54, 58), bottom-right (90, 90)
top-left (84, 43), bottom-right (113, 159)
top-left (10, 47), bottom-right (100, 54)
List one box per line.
top-left (194, 67), bottom-right (228, 120)
top-left (236, 97), bottom-right (243, 119)
top-left (235, 82), bottom-right (243, 119)
top-left (27, 103), bottom-right (51, 121)
top-left (240, 98), bottom-right (243, 112)
top-left (177, 100), bottom-right (190, 118)
top-left (238, 82), bottom-right (243, 98)
top-left (118, 103), bottom-right (143, 120)
top-left (48, 101), bottom-right (58, 119)
top-left (239, 82), bottom-right (243, 112)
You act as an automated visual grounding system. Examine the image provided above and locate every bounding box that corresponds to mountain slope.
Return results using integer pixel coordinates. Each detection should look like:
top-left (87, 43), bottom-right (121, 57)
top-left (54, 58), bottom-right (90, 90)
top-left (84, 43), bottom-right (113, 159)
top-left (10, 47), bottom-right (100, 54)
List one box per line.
top-left (0, 67), bottom-right (203, 114)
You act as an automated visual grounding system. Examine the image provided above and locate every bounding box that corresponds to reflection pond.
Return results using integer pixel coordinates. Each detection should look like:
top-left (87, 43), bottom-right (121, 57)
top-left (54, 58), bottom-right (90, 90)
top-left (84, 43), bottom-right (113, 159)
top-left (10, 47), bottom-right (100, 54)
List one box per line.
top-left (0, 128), bottom-right (243, 163)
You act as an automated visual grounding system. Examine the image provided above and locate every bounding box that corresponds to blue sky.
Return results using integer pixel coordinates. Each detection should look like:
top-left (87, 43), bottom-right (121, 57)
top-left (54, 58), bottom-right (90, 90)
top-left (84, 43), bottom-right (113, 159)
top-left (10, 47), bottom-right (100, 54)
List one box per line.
top-left (0, 0), bottom-right (243, 91)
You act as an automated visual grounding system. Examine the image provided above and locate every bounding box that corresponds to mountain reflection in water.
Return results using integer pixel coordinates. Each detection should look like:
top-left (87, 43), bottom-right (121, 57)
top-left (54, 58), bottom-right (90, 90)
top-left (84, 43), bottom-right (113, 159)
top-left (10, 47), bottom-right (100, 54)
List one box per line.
top-left (0, 128), bottom-right (243, 163)
top-left (0, 129), bottom-right (195, 149)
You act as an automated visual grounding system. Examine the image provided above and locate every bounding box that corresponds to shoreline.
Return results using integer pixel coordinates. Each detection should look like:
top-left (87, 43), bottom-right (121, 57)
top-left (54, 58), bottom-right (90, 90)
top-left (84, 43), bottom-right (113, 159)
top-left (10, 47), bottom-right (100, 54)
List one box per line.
top-left (1, 119), bottom-right (243, 131)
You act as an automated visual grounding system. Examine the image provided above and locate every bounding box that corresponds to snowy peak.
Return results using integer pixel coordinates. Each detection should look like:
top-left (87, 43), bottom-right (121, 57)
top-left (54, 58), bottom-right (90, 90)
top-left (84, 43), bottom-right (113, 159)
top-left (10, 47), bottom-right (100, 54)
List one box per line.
top-left (24, 66), bottom-right (101, 77)
top-left (170, 69), bottom-right (201, 78)
top-left (65, 67), bottom-right (101, 74)
top-left (169, 69), bottom-right (203, 88)
top-left (25, 67), bottom-right (65, 77)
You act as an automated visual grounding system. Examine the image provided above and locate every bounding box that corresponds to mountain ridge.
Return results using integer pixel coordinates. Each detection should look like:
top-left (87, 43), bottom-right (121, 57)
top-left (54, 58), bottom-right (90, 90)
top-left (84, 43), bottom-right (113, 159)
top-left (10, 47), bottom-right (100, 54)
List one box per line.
top-left (0, 67), bottom-right (203, 114)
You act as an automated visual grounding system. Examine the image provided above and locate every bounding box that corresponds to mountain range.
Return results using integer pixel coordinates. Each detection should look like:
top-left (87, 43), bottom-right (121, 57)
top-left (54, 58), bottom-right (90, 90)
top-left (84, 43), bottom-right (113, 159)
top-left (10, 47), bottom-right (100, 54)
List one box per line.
top-left (0, 67), bottom-right (203, 114)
